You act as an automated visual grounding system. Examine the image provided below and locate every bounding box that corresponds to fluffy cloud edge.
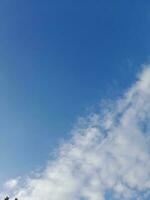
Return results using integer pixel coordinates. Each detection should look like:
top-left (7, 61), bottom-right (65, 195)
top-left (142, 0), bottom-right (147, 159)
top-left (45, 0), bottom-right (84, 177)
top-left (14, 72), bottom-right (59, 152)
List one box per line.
top-left (1, 65), bottom-right (150, 200)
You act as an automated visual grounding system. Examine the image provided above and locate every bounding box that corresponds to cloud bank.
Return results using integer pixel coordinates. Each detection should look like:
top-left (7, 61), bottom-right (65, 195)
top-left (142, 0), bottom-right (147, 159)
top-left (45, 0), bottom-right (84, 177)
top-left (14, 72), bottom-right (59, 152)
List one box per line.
top-left (1, 66), bottom-right (150, 200)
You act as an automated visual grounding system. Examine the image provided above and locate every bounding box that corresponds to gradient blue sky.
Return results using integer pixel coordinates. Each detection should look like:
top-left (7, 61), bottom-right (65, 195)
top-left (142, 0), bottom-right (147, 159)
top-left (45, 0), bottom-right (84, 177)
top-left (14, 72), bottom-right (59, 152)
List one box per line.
top-left (0, 0), bottom-right (150, 187)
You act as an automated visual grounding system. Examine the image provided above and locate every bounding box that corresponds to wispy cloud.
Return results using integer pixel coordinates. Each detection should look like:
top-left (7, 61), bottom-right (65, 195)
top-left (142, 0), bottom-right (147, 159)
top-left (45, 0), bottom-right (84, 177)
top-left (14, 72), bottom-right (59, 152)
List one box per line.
top-left (4, 178), bottom-right (20, 191)
top-left (1, 65), bottom-right (150, 200)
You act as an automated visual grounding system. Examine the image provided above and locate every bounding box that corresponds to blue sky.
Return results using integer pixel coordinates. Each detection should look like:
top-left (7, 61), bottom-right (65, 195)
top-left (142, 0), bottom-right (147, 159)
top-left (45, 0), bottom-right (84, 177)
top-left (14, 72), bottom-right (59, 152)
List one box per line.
top-left (0, 1), bottom-right (150, 199)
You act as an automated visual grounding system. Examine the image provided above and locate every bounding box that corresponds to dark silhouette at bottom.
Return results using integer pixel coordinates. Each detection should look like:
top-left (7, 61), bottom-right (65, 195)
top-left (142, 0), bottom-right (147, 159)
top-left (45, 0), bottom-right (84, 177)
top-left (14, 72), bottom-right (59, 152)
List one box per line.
top-left (4, 197), bottom-right (18, 200)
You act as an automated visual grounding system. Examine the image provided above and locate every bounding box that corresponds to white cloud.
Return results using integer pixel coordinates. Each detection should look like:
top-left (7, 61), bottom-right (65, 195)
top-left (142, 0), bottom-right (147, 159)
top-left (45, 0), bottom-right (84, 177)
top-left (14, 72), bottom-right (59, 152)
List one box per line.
top-left (4, 178), bottom-right (19, 190)
top-left (1, 65), bottom-right (150, 200)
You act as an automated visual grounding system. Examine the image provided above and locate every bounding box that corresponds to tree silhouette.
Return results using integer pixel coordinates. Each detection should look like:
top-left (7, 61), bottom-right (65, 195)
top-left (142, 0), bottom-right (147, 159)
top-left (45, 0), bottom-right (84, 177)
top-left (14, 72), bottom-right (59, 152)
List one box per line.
top-left (4, 197), bottom-right (18, 200)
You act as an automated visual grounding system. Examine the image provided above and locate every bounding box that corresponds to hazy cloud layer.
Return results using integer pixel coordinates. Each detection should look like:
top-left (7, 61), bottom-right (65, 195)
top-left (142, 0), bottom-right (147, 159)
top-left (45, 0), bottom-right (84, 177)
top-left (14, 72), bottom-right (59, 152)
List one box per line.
top-left (1, 66), bottom-right (150, 200)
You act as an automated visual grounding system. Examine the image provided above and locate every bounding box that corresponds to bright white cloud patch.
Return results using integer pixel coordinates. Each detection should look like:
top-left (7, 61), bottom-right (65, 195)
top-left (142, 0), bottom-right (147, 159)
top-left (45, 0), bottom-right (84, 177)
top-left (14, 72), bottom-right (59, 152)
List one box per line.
top-left (4, 179), bottom-right (20, 191)
top-left (1, 66), bottom-right (150, 200)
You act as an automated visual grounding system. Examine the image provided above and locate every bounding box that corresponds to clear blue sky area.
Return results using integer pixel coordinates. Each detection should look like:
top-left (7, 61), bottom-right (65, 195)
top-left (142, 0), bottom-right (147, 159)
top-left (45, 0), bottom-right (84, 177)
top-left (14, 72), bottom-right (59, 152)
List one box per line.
top-left (0, 0), bottom-right (150, 184)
